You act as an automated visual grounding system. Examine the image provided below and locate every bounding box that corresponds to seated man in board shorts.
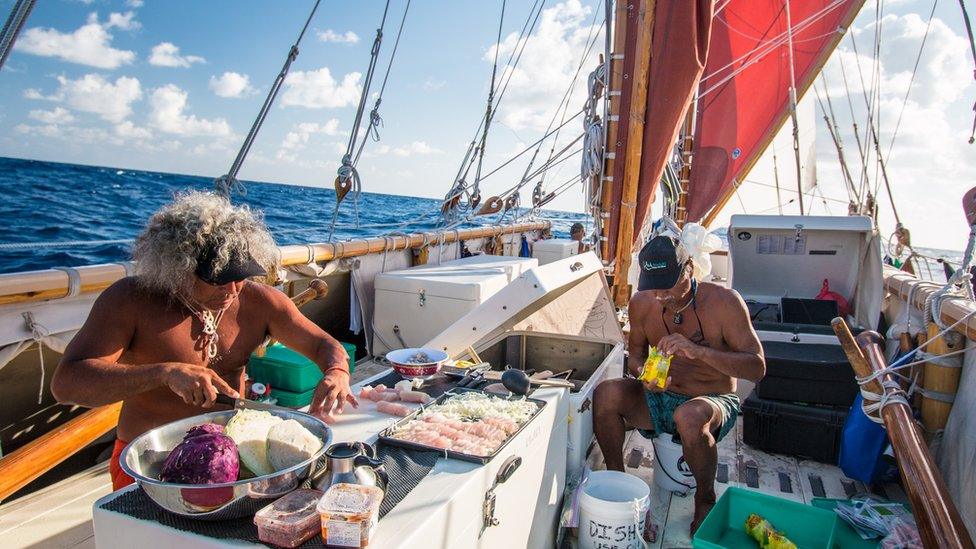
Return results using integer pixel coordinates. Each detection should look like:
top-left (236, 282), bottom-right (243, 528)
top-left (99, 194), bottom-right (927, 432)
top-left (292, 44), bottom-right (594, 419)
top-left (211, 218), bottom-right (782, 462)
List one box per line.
top-left (594, 219), bottom-right (765, 535)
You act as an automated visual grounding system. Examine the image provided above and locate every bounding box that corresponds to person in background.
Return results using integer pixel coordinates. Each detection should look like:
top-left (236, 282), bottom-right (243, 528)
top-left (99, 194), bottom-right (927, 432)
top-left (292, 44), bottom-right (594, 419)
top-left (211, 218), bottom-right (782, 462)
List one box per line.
top-left (570, 222), bottom-right (589, 253)
top-left (593, 218), bottom-right (764, 535)
top-left (52, 191), bottom-right (356, 490)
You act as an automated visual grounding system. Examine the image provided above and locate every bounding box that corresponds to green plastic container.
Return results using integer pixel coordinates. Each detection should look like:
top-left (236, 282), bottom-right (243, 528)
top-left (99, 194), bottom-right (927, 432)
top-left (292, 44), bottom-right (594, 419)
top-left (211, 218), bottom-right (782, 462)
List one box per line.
top-left (693, 487), bottom-right (838, 549)
top-left (810, 498), bottom-right (906, 549)
top-left (270, 386), bottom-right (316, 408)
top-left (247, 342), bottom-right (357, 393)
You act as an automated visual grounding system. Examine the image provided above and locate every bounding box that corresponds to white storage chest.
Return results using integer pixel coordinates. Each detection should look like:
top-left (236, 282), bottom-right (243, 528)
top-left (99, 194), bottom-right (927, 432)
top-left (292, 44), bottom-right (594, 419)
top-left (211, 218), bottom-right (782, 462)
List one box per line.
top-left (532, 238), bottom-right (581, 265)
top-left (372, 255), bottom-right (538, 354)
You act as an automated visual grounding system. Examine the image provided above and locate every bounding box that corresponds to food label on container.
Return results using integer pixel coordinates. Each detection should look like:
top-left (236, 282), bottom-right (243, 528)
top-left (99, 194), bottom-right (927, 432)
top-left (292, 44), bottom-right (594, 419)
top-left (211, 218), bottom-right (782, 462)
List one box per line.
top-left (325, 519), bottom-right (362, 547)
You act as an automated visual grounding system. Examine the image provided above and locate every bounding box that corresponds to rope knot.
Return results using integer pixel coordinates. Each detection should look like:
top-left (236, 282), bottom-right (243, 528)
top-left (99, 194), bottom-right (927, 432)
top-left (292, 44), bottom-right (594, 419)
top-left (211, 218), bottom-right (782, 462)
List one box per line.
top-left (214, 174), bottom-right (247, 197)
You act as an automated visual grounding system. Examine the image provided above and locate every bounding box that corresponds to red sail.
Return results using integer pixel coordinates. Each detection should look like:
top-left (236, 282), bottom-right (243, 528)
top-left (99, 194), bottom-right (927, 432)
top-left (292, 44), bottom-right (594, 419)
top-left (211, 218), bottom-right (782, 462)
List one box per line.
top-left (605, 0), bottom-right (713, 259)
top-left (686, 0), bottom-right (864, 224)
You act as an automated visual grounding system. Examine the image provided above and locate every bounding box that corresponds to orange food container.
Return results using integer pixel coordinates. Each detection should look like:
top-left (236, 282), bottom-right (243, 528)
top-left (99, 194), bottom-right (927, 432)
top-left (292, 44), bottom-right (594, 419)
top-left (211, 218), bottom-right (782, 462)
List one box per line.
top-left (316, 483), bottom-right (384, 548)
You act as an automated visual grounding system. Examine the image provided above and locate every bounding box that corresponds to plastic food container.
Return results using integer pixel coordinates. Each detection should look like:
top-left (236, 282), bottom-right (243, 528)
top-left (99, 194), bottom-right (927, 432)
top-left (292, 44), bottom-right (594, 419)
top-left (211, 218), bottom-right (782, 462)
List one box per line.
top-left (316, 483), bottom-right (384, 548)
top-left (254, 488), bottom-right (323, 548)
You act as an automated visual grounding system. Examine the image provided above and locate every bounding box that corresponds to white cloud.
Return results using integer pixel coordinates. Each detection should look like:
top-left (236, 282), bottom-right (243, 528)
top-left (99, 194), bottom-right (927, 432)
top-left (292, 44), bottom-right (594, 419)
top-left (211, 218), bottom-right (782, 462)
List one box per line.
top-left (29, 74), bottom-right (142, 123)
top-left (149, 84), bottom-right (231, 136)
top-left (281, 67), bottom-right (362, 109)
top-left (14, 12), bottom-right (136, 69)
top-left (28, 107), bottom-right (74, 125)
top-left (15, 122), bottom-right (111, 143)
top-left (392, 141), bottom-right (443, 157)
top-left (275, 119), bottom-right (344, 161)
top-left (422, 79), bottom-right (447, 91)
top-left (149, 42), bottom-right (206, 68)
top-left (114, 121), bottom-right (152, 140)
top-left (316, 29), bottom-right (360, 44)
top-left (484, 0), bottom-right (602, 132)
top-left (126, 0), bottom-right (144, 7)
top-left (105, 11), bottom-right (140, 31)
top-left (209, 72), bottom-right (255, 98)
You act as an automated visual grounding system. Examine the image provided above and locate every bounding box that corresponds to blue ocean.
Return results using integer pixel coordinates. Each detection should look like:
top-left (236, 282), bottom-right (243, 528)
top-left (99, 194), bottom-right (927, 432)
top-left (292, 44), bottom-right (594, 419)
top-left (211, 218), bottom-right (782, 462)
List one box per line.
top-left (0, 156), bottom-right (590, 275)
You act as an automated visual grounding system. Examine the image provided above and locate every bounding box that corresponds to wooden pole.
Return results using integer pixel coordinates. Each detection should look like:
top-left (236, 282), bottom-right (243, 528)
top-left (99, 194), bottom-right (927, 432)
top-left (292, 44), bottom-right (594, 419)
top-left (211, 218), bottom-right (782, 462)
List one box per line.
top-left (920, 323), bottom-right (964, 437)
top-left (0, 403), bottom-right (122, 502)
top-left (599, 0), bottom-right (631, 263)
top-left (0, 222), bottom-right (549, 306)
top-left (675, 106), bottom-right (696, 227)
top-left (831, 319), bottom-right (973, 549)
top-left (611, 0), bottom-right (655, 307)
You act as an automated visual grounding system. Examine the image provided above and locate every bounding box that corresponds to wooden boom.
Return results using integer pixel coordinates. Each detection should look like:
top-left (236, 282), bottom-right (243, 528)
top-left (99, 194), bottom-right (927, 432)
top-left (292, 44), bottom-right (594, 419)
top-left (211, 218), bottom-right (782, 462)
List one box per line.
top-left (831, 319), bottom-right (973, 548)
top-left (0, 402), bottom-right (122, 502)
top-left (0, 222), bottom-right (549, 305)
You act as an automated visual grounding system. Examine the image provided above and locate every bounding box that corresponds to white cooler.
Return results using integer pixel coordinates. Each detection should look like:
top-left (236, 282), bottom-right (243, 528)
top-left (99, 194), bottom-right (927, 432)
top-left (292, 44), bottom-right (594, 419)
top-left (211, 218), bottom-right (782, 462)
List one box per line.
top-left (372, 255), bottom-right (538, 354)
top-left (532, 238), bottom-right (580, 265)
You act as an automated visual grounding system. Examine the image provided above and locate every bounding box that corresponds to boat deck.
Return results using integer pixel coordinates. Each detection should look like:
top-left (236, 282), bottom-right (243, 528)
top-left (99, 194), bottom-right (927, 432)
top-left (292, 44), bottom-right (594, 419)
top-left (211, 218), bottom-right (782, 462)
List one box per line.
top-left (1, 357), bottom-right (901, 549)
top-left (584, 416), bottom-right (904, 548)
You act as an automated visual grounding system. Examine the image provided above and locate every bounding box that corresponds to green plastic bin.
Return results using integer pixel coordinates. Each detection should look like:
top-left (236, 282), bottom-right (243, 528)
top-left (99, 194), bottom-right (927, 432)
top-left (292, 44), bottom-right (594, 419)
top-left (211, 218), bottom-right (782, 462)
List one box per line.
top-left (247, 342), bottom-right (356, 393)
top-left (693, 487), bottom-right (838, 549)
top-left (270, 386), bottom-right (316, 409)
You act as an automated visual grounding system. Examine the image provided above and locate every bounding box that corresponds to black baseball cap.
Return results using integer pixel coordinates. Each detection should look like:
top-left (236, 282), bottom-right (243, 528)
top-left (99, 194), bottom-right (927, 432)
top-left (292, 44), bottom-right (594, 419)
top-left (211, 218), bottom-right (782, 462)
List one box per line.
top-left (194, 243), bottom-right (266, 285)
top-left (637, 235), bottom-right (683, 291)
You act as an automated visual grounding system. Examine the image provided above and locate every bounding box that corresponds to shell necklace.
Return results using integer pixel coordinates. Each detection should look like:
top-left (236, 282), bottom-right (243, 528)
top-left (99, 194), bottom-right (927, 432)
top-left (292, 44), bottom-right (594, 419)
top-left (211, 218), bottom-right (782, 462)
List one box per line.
top-left (178, 294), bottom-right (234, 363)
top-left (667, 278), bottom-right (698, 325)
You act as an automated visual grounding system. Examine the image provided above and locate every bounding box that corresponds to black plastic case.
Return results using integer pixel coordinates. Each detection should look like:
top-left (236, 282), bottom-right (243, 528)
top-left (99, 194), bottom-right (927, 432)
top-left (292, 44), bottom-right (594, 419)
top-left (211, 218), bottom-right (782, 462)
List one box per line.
top-left (742, 390), bottom-right (847, 464)
top-left (756, 340), bottom-right (858, 407)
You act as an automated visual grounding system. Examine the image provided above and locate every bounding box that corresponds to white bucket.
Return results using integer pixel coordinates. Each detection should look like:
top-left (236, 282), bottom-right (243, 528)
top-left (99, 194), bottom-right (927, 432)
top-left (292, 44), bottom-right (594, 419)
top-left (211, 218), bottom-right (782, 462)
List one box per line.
top-left (578, 470), bottom-right (650, 549)
top-left (651, 435), bottom-right (696, 494)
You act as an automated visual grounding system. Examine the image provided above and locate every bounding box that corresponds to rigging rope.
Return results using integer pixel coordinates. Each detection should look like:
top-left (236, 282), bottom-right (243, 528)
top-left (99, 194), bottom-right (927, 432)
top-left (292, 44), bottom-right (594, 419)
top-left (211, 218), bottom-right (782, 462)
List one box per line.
top-left (886, 0), bottom-right (938, 160)
top-left (0, 0), bottom-right (36, 71)
top-left (215, 0), bottom-right (322, 198)
top-left (361, 0), bottom-right (412, 147)
top-left (470, 0), bottom-right (509, 207)
top-left (958, 0), bottom-right (976, 143)
top-left (328, 0), bottom-right (395, 240)
top-left (814, 80), bottom-right (859, 204)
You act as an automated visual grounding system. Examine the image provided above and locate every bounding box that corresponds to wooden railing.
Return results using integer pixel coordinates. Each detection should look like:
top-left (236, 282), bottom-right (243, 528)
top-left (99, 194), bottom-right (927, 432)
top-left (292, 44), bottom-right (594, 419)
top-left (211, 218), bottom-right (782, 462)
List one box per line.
top-left (832, 319), bottom-right (974, 548)
top-left (0, 403), bottom-right (122, 502)
top-left (0, 222), bottom-right (550, 305)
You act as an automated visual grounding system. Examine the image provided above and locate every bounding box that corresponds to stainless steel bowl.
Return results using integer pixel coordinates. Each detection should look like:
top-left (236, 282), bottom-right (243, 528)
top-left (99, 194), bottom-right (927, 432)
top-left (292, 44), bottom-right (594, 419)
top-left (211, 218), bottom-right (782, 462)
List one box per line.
top-left (119, 409), bottom-right (332, 520)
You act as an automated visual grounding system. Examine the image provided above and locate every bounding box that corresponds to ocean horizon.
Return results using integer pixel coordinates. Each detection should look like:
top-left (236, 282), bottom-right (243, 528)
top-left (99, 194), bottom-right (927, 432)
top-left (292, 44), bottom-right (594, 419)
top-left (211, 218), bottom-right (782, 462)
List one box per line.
top-left (0, 156), bottom-right (963, 278)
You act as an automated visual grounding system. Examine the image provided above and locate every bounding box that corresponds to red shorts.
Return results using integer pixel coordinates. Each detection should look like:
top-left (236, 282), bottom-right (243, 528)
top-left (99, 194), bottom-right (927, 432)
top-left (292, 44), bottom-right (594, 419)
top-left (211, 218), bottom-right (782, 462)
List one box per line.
top-left (109, 439), bottom-right (135, 490)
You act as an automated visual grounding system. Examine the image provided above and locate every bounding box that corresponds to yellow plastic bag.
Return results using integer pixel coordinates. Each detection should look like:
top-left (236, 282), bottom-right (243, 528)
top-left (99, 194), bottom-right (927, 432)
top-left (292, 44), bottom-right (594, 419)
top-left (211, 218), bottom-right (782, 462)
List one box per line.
top-left (638, 347), bottom-right (672, 389)
top-left (744, 513), bottom-right (797, 549)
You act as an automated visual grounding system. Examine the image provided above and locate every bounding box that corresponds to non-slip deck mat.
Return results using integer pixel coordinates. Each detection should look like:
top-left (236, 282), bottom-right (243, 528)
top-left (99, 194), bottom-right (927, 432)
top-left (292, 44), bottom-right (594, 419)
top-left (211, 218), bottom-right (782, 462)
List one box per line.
top-left (100, 444), bottom-right (440, 547)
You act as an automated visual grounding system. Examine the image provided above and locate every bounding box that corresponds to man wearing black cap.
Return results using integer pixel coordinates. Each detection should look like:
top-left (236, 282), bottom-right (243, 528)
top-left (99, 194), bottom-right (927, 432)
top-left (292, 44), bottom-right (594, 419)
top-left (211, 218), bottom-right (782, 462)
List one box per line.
top-left (594, 229), bottom-right (765, 535)
top-left (53, 192), bottom-right (356, 489)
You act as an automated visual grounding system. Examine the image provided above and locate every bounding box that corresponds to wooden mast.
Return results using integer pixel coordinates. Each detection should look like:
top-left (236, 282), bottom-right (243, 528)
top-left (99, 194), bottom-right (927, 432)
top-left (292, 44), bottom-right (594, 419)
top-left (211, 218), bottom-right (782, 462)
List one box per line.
top-left (675, 105), bottom-right (696, 227)
top-left (598, 0), bottom-right (630, 263)
top-left (611, 0), bottom-right (655, 307)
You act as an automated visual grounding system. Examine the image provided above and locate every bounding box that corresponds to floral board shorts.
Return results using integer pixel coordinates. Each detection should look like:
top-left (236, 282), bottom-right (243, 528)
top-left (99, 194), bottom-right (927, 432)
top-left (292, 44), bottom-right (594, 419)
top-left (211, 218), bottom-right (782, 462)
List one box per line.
top-left (636, 390), bottom-right (740, 442)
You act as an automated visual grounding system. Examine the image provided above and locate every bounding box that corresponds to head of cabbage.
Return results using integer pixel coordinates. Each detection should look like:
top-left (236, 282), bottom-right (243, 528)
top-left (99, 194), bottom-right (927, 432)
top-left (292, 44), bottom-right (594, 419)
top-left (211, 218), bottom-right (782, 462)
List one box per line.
top-left (159, 423), bottom-right (240, 484)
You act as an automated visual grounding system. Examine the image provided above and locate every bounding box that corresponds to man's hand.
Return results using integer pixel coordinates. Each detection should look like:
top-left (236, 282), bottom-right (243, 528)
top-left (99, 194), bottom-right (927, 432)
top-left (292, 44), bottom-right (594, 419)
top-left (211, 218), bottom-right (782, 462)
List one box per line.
top-left (309, 369), bottom-right (359, 420)
top-left (643, 375), bottom-right (672, 394)
top-left (163, 363), bottom-right (239, 408)
top-left (658, 333), bottom-right (706, 361)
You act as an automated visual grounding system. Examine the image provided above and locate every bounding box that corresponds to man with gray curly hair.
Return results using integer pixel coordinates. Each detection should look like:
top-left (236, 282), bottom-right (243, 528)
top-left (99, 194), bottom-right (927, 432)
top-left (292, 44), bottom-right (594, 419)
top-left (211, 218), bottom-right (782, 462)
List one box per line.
top-left (53, 191), bottom-right (355, 489)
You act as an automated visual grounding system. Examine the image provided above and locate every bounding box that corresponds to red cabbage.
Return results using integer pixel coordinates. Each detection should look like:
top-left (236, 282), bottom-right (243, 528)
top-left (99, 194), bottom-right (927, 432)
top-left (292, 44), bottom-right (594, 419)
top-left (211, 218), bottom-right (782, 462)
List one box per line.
top-left (160, 426), bottom-right (239, 484)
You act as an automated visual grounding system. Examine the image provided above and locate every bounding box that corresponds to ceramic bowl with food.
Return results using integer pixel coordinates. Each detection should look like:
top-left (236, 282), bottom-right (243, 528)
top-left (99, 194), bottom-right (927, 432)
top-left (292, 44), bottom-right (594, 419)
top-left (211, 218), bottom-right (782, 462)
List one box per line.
top-left (385, 348), bottom-right (449, 380)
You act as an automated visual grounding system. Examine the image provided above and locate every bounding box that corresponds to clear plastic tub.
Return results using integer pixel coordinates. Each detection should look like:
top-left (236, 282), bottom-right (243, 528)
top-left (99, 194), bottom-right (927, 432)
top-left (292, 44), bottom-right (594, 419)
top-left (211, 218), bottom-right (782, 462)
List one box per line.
top-left (316, 483), bottom-right (385, 548)
top-left (253, 489), bottom-right (323, 548)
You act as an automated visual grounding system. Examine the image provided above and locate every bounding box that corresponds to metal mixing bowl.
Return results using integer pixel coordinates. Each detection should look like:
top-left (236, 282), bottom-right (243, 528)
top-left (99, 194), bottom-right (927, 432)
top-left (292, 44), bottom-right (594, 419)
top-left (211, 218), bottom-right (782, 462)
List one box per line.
top-left (119, 409), bottom-right (332, 520)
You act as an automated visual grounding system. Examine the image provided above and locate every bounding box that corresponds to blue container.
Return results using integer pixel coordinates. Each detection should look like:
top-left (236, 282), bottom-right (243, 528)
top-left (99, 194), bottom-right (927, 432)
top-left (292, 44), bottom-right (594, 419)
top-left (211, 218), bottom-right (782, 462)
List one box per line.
top-left (838, 394), bottom-right (892, 483)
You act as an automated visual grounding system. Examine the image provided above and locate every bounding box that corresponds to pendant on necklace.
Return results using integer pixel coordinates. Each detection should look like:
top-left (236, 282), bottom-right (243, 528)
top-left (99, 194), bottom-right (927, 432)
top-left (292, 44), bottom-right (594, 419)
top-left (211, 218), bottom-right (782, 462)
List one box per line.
top-left (673, 312), bottom-right (683, 325)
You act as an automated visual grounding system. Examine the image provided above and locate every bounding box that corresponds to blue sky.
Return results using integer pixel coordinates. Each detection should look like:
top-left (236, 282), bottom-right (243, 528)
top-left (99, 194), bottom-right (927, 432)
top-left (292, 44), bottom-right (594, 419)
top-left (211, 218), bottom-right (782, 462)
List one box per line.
top-left (0, 0), bottom-right (973, 249)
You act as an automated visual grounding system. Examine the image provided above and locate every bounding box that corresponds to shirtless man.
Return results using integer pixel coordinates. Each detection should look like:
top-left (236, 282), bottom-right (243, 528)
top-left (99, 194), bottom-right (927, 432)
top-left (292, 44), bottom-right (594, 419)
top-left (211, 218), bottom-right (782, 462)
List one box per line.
top-left (593, 224), bottom-right (764, 534)
top-left (52, 192), bottom-right (355, 489)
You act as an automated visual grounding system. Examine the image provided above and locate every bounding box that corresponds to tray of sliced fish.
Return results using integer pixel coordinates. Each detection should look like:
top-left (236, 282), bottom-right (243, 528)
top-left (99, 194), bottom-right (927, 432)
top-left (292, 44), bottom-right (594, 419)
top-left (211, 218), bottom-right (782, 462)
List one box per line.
top-left (376, 388), bottom-right (546, 464)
